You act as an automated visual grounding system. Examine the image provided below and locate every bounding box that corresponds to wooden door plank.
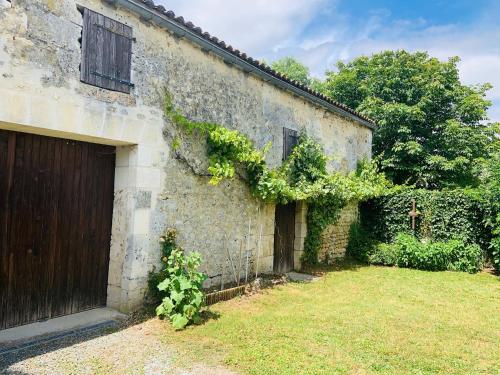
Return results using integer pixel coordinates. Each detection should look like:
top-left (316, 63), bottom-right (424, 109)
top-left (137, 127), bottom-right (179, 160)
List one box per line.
top-left (0, 131), bottom-right (116, 330)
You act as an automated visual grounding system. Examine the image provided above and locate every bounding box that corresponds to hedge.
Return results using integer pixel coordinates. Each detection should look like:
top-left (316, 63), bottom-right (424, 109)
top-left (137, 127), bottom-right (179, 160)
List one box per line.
top-left (360, 189), bottom-right (492, 251)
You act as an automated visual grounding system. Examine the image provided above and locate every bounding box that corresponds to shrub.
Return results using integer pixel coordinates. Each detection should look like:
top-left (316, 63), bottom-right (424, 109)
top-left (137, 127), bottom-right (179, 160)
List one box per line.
top-left (448, 242), bottom-right (483, 274)
top-left (396, 234), bottom-right (451, 271)
top-left (346, 222), bottom-right (376, 262)
top-left (156, 248), bottom-right (207, 329)
top-left (368, 243), bottom-right (399, 266)
top-left (392, 234), bottom-right (483, 273)
top-left (150, 229), bottom-right (207, 330)
top-left (148, 229), bottom-right (178, 303)
top-left (490, 237), bottom-right (500, 273)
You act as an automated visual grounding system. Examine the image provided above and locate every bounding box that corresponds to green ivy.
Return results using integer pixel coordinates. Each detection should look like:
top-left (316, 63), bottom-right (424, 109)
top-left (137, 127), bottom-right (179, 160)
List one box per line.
top-left (164, 91), bottom-right (389, 264)
top-left (360, 189), bottom-right (492, 250)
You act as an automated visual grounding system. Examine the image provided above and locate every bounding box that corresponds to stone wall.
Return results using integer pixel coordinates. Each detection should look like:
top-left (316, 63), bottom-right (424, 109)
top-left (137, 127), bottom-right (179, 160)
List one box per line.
top-left (318, 203), bottom-right (358, 263)
top-left (0, 0), bottom-right (372, 312)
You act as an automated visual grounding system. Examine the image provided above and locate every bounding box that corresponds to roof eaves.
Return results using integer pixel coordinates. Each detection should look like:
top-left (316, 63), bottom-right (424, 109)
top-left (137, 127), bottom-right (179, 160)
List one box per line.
top-left (114, 0), bottom-right (377, 130)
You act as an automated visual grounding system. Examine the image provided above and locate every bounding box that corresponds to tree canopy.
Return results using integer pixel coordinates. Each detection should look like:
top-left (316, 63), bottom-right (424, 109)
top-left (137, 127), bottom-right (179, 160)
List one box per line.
top-left (321, 50), bottom-right (494, 188)
top-left (271, 57), bottom-right (325, 92)
top-left (271, 57), bottom-right (311, 86)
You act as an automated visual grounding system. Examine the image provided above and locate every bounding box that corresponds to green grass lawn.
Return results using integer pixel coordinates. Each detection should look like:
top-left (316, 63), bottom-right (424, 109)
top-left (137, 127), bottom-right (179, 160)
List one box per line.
top-left (166, 263), bottom-right (500, 375)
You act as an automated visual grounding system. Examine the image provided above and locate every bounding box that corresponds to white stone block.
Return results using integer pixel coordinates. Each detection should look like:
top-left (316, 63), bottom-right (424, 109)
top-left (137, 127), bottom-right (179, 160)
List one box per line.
top-left (133, 209), bottom-right (150, 235)
top-left (0, 92), bottom-right (30, 125)
top-left (114, 167), bottom-right (129, 190)
top-left (29, 96), bottom-right (56, 129)
top-left (115, 147), bottom-right (130, 167)
top-left (136, 145), bottom-right (153, 167)
top-left (135, 167), bottom-right (161, 189)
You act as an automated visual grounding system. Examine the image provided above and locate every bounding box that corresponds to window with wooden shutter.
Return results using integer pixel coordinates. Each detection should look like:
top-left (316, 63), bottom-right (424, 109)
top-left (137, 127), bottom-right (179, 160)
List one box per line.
top-left (80, 8), bottom-right (133, 93)
top-left (283, 127), bottom-right (299, 160)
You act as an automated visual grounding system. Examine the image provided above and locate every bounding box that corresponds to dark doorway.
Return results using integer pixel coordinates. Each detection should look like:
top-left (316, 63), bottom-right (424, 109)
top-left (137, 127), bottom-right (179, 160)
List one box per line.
top-left (0, 130), bottom-right (115, 330)
top-left (273, 203), bottom-right (296, 273)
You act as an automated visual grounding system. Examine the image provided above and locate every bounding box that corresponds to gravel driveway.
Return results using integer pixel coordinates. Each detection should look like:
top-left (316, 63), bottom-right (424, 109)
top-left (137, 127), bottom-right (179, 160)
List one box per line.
top-left (0, 319), bottom-right (235, 375)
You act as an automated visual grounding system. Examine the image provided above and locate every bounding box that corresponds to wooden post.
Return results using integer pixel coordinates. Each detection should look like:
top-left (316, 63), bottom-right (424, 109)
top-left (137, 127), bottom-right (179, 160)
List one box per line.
top-left (409, 199), bottom-right (419, 231)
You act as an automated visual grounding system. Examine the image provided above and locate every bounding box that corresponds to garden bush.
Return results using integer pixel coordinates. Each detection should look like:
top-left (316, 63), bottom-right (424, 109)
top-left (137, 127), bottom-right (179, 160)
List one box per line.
top-left (155, 248), bottom-right (206, 329)
top-left (379, 234), bottom-right (484, 273)
top-left (447, 241), bottom-right (484, 274)
top-left (148, 229), bottom-right (178, 303)
top-left (396, 234), bottom-right (453, 271)
top-left (368, 243), bottom-right (399, 266)
top-left (347, 227), bottom-right (484, 273)
top-left (149, 229), bottom-right (207, 330)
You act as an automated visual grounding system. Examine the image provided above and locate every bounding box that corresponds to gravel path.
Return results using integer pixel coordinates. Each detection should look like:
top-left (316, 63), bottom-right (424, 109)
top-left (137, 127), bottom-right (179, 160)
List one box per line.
top-left (0, 319), bottom-right (235, 375)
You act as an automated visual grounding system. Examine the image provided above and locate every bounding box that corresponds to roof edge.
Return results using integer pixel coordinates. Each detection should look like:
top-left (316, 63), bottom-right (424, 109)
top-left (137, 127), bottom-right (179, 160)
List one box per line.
top-left (112, 0), bottom-right (377, 130)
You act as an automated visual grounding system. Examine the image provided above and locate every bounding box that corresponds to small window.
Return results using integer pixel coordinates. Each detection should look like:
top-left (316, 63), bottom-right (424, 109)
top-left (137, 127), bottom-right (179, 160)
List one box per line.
top-left (80, 8), bottom-right (133, 93)
top-left (283, 127), bottom-right (298, 160)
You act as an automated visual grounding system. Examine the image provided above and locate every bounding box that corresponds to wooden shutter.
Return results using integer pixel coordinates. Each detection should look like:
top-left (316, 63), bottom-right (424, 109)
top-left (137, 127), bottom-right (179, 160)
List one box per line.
top-left (283, 128), bottom-right (299, 160)
top-left (80, 8), bottom-right (133, 93)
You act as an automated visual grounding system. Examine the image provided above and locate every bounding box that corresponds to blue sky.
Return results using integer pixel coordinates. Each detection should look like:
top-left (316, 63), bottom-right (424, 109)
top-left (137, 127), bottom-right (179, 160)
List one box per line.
top-left (159, 0), bottom-right (500, 122)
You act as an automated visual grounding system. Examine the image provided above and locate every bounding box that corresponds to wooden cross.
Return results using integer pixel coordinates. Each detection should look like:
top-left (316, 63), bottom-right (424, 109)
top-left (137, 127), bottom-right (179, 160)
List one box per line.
top-left (408, 199), bottom-right (419, 231)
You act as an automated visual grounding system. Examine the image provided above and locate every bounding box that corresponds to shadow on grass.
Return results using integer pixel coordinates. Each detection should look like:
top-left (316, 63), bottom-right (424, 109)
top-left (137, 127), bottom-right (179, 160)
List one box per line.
top-left (301, 257), bottom-right (368, 276)
top-left (197, 310), bottom-right (222, 325)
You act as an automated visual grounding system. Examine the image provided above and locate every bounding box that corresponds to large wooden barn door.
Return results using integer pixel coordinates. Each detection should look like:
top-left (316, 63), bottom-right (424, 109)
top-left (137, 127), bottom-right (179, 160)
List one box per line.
top-left (273, 203), bottom-right (296, 273)
top-left (0, 130), bottom-right (115, 330)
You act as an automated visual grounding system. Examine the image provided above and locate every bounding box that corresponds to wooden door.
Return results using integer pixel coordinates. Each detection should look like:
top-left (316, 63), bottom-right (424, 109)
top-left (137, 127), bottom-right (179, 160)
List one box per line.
top-left (273, 203), bottom-right (296, 273)
top-left (0, 130), bottom-right (115, 330)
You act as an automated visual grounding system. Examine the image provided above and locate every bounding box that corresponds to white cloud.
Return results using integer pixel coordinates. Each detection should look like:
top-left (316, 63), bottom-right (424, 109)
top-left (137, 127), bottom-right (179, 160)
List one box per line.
top-left (155, 0), bottom-right (328, 56)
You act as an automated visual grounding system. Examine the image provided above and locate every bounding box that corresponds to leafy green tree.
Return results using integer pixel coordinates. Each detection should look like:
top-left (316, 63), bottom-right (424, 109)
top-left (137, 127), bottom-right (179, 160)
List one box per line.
top-left (271, 57), bottom-right (326, 93)
top-left (271, 57), bottom-right (312, 87)
top-left (323, 50), bottom-right (493, 188)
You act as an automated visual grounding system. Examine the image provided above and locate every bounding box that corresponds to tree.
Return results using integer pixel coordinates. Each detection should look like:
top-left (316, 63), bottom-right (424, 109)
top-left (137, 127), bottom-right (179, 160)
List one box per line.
top-left (271, 57), bottom-right (326, 93)
top-left (271, 57), bottom-right (311, 87)
top-left (322, 50), bottom-right (494, 188)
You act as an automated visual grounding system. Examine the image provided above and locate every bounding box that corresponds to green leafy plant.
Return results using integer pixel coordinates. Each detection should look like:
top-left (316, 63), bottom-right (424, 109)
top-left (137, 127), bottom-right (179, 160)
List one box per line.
top-left (164, 91), bottom-right (390, 265)
top-left (396, 234), bottom-right (451, 271)
top-left (368, 243), bottom-right (400, 266)
top-left (148, 228), bottom-right (178, 303)
top-left (375, 233), bottom-right (484, 273)
top-left (153, 229), bottom-right (207, 330)
top-left (447, 241), bottom-right (483, 274)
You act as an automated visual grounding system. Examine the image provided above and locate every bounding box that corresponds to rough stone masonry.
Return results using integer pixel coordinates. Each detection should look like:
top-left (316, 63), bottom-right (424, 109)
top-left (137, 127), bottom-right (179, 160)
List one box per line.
top-left (0, 0), bottom-right (372, 312)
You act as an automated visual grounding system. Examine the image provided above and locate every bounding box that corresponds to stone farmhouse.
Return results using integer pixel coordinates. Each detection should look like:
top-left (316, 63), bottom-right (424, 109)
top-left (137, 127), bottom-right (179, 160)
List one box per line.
top-left (0, 0), bottom-right (374, 330)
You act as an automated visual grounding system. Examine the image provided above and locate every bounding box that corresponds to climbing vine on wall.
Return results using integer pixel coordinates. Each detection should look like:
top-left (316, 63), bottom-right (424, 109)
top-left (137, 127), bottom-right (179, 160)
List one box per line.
top-left (164, 91), bottom-right (389, 264)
